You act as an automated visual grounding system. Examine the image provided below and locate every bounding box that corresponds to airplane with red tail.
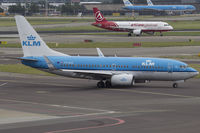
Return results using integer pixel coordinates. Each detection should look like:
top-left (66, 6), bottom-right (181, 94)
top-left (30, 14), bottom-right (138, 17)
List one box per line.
top-left (92, 7), bottom-right (173, 36)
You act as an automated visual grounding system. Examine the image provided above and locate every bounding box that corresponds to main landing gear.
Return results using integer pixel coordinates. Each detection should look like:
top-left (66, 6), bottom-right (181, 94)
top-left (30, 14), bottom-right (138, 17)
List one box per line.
top-left (97, 80), bottom-right (112, 88)
top-left (128, 33), bottom-right (132, 37)
top-left (173, 83), bottom-right (178, 88)
top-left (160, 32), bottom-right (163, 36)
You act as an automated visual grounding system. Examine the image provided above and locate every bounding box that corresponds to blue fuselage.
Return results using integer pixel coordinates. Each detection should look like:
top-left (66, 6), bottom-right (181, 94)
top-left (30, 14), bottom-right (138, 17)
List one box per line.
top-left (123, 5), bottom-right (196, 11)
top-left (22, 56), bottom-right (197, 73)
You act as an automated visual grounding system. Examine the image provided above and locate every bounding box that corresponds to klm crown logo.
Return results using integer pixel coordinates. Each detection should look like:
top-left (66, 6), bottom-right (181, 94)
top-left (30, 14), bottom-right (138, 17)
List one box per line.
top-left (22, 35), bottom-right (41, 46)
top-left (27, 35), bottom-right (36, 41)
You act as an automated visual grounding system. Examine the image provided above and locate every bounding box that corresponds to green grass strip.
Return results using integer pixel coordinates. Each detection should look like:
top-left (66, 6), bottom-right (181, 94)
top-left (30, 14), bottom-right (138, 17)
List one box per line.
top-left (1, 41), bottom-right (200, 48)
top-left (68, 31), bottom-right (200, 36)
top-left (0, 17), bottom-right (94, 27)
top-left (0, 64), bottom-right (54, 76)
top-left (37, 25), bottom-right (103, 31)
top-left (1, 17), bottom-right (200, 30)
top-left (160, 55), bottom-right (200, 60)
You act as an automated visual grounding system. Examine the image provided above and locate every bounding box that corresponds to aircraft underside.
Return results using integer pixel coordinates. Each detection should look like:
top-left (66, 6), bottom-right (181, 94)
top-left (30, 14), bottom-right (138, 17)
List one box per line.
top-left (41, 69), bottom-right (197, 88)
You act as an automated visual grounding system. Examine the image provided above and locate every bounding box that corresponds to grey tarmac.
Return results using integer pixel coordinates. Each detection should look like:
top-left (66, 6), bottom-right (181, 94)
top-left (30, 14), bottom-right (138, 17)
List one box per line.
top-left (1, 34), bottom-right (200, 44)
top-left (0, 72), bottom-right (200, 133)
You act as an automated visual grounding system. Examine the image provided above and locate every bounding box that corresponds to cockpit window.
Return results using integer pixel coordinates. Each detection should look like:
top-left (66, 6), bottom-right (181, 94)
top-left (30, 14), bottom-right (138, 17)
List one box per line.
top-left (180, 65), bottom-right (188, 69)
top-left (164, 24), bottom-right (169, 26)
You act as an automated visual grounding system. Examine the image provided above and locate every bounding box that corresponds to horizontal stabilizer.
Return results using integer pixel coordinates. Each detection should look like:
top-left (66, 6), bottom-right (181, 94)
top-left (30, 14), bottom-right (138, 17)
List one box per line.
top-left (6, 57), bottom-right (38, 62)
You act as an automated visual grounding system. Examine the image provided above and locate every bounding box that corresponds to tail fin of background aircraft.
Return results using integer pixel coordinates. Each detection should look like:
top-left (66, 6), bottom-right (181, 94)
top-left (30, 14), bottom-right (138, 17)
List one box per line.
top-left (93, 7), bottom-right (107, 23)
top-left (147, 0), bottom-right (154, 6)
top-left (15, 15), bottom-right (68, 57)
top-left (123, 0), bottom-right (133, 6)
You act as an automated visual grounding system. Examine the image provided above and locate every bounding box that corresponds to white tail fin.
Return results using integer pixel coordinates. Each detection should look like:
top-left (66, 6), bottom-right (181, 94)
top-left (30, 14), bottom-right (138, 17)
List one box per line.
top-left (147, 0), bottom-right (154, 6)
top-left (15, 15), bottom-right (68, 57)
top-left (123, 0), bottom-right (133, 6)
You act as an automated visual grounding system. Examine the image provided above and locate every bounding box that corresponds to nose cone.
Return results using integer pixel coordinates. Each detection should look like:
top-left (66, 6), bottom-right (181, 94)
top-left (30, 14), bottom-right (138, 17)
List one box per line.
top-left (192, 71), bottom-right (199, 78)
top-left (169, 26), bottom-right (173, 30)
top-left (190, 67), bottom-right (198, 73)
top-left (191, 6), bottom-right (196, 10)
top-left (188, 67), bottom-right (199, 78)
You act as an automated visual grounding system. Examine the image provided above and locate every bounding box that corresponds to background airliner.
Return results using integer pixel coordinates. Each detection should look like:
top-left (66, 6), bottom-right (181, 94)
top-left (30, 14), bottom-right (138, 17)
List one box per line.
top-left (92, 7), bottom-right (173, 36)
top-left (123, 0), bottom-right (196, 12)
top-left (15, 15), bottom-right (198, 88)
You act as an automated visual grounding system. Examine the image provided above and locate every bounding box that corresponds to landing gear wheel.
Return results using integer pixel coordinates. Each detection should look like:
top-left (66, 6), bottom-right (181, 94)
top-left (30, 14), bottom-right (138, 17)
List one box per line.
top-left (105, 81), bottom-right (112, 88)
top-left (160, 33), bottom-right (163, 36)
top-left (173, 83), bottom-right (178, 88)
top-left (97, 81), bottom-right (105, 88)
top-left (128, 33), bottom-right (132, 37)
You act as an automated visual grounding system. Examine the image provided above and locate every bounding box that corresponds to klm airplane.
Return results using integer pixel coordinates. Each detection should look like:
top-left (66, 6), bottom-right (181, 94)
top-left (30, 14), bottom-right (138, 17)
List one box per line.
top-left (15, 16), bottom-right (198, 88)
top-left (123, 0), bottom-right (196, 12)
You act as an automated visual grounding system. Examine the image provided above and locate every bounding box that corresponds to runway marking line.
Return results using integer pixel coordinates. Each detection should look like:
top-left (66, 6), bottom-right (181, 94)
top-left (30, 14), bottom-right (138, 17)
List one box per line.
top-left (0, 79), bottom-right (74, 87)
top-left (120, 109), bottom-right (174, 115)
top-left (109, 89), bottom-right (199, 98)
top-left (44, 117), bottom-right (125, 133)
top-left (0, 82), bottom-right (7, 87)
top-left (0, 98), bottom-right (116, 121)
top-left (0, 98), bottom-right (113, 112)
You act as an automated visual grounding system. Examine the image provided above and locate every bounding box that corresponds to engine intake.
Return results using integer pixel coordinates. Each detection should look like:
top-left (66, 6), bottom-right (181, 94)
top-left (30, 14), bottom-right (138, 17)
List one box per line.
top-left (133, 29), bottom-right (142, 35)
top-left (111, 74), bottom-right (135, 86)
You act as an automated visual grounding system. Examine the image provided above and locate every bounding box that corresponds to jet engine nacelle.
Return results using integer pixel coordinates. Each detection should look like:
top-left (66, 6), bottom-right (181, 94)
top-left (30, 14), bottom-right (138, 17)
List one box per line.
top-left (111, 74), bottom-right (135, 86)
top-left (133, 29), bottom-right (142, 36)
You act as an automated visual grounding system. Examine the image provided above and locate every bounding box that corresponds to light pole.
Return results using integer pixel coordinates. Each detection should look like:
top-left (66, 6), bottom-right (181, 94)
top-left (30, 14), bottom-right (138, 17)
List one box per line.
top-left (45, 0), bottom-right (48, 16)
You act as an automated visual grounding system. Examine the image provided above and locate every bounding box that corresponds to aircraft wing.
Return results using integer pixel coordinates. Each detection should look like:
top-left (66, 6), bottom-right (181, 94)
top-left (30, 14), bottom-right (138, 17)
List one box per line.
top-left (61, 69), bottom-right (113, 80)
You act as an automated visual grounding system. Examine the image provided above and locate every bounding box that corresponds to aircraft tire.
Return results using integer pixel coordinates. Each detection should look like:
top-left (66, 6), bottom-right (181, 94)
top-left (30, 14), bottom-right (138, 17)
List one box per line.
top-left (105, 81), bottom-right (112, 88)
top-left (97, 81), bottom-right (105, 88)
top-left (173, 83), bottom-right (178, 88)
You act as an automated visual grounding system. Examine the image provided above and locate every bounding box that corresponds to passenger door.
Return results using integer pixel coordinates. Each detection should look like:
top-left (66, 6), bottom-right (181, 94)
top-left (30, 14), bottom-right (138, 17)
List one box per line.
top-left (168, 63), bottom-right (173, 73)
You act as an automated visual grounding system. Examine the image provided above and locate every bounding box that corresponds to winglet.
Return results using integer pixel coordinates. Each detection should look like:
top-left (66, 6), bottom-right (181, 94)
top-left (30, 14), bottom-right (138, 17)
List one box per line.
top-left (96, 48), bottom-right (104, 57)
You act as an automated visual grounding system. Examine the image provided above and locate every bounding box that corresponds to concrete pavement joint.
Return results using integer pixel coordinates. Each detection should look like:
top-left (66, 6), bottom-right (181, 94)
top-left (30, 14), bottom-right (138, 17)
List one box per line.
top-left (109, 89), bottom-right (200, 98)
